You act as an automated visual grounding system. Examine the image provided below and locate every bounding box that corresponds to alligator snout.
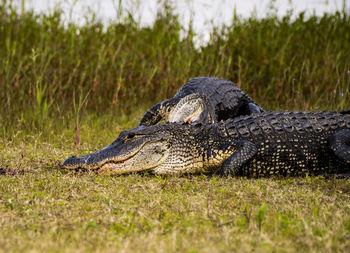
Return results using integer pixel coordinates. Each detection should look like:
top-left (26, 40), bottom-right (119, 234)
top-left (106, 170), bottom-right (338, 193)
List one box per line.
top-left (62, 156), bottom-right (82, 168)
top-left (62, 150), bottom-right (115, 169)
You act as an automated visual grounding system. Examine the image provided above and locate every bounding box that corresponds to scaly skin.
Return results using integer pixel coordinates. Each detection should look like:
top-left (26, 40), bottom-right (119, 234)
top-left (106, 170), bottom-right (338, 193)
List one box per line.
top-left (139, 77), bottom-right (264, 126)
top-left (62, 111), bottom-right (350, 177)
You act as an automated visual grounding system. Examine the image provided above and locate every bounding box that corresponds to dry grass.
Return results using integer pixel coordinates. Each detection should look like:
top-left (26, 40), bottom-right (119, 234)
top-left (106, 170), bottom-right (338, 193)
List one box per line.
top-left (1, 117), bottom-right (350, 252)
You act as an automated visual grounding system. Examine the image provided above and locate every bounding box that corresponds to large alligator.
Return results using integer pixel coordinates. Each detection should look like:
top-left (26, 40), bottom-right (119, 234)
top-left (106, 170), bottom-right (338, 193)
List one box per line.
top-left (62, 111), bottom-right (350, 177)
top-left (139, 77), bottom-right (265, 126)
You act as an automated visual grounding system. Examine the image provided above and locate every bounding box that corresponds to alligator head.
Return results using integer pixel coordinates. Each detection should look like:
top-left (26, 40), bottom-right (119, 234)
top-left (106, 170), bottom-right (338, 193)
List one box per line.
top-left (140, 93), bottom-right (217, 126)
top-left (61, 123), bottom-right (231, 175)
top-left (168, 93), bottom-right (217, 125)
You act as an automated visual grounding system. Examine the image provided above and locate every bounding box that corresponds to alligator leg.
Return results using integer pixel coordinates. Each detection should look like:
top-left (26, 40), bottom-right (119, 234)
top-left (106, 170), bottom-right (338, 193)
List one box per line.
top-left (218, 140), bottom-right (258, 177)
top-left (139, 99), bottom-right (177, 126)
top-left (139, 102), bottom-right (164, 126)
top-left (328, 129), bottom-right (350, 163)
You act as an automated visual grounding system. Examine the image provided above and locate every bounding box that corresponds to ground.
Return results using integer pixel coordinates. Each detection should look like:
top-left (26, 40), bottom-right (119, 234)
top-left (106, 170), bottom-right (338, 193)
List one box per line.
top-left (1, 116), bottom-right (350, 252)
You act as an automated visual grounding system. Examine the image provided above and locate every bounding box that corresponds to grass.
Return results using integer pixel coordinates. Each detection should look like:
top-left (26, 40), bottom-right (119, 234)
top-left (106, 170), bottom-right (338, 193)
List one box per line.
top-left (1, 113), bottom-right (350, 252)
top-left (1, 123), bottom-right (350, 252)
top-left (1, 2), bottom-right (349, 133)
top-left (1, 1), bottom-right (350, 252)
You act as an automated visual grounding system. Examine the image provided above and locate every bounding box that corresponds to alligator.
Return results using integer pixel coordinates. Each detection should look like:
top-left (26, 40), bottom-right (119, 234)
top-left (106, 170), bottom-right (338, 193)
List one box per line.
top-left (139, 77), bottom-right (265, 126)
top-left (62, 111), bottom-right (350, 177)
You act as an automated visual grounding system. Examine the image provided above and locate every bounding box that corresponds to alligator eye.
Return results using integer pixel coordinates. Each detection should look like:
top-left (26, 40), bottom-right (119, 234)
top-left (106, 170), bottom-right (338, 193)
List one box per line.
top-left (125, 132), bottom-right (147, 141)
top-left (127, 133), bottom-right (135, 139)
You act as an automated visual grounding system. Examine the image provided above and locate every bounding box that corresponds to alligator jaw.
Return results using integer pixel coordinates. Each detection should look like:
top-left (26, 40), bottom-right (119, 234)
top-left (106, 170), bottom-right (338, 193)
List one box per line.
top-left (61, 140), bottom-right (170, 175)
top-left (98, 142), bottom-right (170, 174)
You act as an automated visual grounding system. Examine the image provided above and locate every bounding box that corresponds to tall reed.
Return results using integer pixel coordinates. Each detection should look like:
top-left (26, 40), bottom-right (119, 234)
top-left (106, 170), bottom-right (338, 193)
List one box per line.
top-left (0, 3), bottom-right (349, 133)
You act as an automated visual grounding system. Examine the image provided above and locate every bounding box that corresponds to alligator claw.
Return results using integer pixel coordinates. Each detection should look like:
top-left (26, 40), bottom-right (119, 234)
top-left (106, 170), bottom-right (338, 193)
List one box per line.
top-left (218, 165), bottom-right (235, 177)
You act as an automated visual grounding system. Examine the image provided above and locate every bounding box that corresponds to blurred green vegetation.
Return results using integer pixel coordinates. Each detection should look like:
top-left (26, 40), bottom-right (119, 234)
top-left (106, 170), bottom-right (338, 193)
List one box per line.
top-left (0, 2), bottom-right (349, 135)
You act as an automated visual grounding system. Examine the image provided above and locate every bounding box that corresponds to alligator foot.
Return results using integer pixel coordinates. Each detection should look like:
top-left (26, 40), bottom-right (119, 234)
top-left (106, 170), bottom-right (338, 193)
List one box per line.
top-left (329, 129), bottom-right (350, 163)
top-left (219, 140), bottom-right (257, 177)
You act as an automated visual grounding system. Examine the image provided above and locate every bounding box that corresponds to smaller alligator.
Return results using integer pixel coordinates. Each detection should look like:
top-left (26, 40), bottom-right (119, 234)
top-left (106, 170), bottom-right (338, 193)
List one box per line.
top-left (139, 77), bottom-right (265, 126)
top-left (62, 111), bottom-right (350, 177)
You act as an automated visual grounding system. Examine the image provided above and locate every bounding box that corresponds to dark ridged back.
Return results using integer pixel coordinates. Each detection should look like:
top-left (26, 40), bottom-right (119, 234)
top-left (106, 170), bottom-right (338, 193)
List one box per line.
top-left (220, 111), bottom-right (350, 176)
top-left (224, 111), bottom-right (350, 139)
top-left (175, 77), bottom-right (264, 121)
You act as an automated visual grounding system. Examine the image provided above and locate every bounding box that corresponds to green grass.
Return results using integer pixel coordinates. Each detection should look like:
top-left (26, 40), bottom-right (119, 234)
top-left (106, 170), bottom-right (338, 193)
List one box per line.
top-left (1, 117), bottom-right (350, 252)
top-left (1, 1), bottom-right (350, 252)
